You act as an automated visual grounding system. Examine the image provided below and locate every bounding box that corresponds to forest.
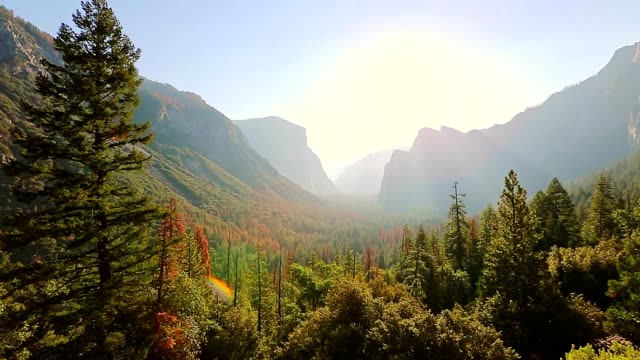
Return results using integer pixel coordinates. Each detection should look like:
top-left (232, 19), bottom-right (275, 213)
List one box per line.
top-left (2, 1), bottom-right (640, 359)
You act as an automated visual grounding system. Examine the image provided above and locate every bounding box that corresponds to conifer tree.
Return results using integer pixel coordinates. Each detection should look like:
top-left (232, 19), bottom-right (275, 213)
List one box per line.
top-left (467, 219), bottom-right (483, 291)
top-left (605, 231), bottom-right (640, 343)
top-left (531, 178), bottom-right (580, 249)
top-left (397, 226), bottom-right (413, 282)
top-left (445, 182), bottom-right (469, 270)
top-left (0, 1), bottom-right (161, 356)
top-left (479, 205), bottom-right (496, 252)
top-left (582, 174), bottom-right (616, 244)
top-left (481, 170), bottom-right (543, 306)
top-left (403, 226), bottom-right (428, 298)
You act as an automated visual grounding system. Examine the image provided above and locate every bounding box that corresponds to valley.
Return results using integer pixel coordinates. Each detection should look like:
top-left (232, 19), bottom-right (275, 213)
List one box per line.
top-left (1, 2), bottom-right (640, 359)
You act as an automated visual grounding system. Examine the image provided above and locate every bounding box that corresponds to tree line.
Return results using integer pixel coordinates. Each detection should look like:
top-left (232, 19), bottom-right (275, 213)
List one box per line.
top-left (2, 1), bottom-right (640, 359)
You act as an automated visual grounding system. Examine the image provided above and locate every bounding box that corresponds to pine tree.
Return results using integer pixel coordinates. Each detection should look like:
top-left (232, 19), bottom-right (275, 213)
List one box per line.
top-left (479, 205), bottom-right (496, 253)
top-left (605, 231), bottom-right (640, 343)
top-left (233, 253), bottom-right (239, 307)
top-left (531, 178), bottom-right (580, 249)
top-left (0, 1), bottom-right (162, 356)
top-left (582, 174), bottom-right (616, 244)
top-left (467, 219), bottom-right (483, 291)
top-left (445, 182), bottom-right (469, 270)
top-left (403, 226), bottom-right (428, 299)
top-left (397, 226), bottom-right (413, 282)
top-left (481, 170), bottom-right (543, 306)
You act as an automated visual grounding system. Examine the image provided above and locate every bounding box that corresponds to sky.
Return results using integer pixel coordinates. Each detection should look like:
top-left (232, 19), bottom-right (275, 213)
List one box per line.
top-left (4, 0), bottom-right (640, 178)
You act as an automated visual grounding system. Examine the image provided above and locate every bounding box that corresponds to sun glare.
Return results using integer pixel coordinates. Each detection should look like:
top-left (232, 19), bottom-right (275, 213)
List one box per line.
top-left (281, 32), bottom-right (546, 175)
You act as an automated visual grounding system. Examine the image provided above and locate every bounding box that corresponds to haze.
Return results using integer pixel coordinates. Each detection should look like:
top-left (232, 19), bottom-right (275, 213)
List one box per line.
top-left (5, 0), bottom-right (639, 178)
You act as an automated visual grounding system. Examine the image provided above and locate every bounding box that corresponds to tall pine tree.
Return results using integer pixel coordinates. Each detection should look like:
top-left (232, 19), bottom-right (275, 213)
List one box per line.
top-left (403, 225), bottom-right (428, 299)
top-left (606, 231), bottom-right (640, 343)
top-left (481, 170), bottom-right (543, 307)
top-left (582, 173), bottom-right (616, 244)
top-left (445, 182), bottom-right (469, 271)
top-left (0, 1), bottom-right (161, 357)
top-left (531, 178), bottom-right (580, 249)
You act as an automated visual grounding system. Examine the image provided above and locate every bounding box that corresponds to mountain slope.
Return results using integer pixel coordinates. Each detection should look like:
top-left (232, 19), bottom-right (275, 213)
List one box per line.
top-left (380, 42), bottom-right (640, 213)
top-left (234, 116), bottom-right (336, 195)
top-left (335, 148), bottom-right (406, 196)
top-left (135, 83), bottom-right (316, 203)
top-left (0, 5), bottom-right (317, 207)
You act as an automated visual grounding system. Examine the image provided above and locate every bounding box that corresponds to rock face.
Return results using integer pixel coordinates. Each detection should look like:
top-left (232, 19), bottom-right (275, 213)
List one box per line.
top-left (335, 148), bottom-right (406, 196)
top-left (0, 7), bottom-right (59, 76)
top-left (0, 6), bottom-right (316, 204)
top-left (234, 117), bottom-right (336, 195)
top-left (380, 42), bottom-right (640, 213)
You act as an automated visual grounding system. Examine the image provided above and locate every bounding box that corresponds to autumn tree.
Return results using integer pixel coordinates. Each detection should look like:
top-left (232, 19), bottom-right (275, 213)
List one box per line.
top-left (0, 1), bottom-right (162, 357)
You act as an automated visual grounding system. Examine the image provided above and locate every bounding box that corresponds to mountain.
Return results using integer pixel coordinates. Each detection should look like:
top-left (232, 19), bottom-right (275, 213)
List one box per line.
top-left (135, 85), bottom-right (316, 202)
top-left (380, 42), bottom-right (640, 213)
top-left (335, 148), bottom-right (406, 196)
top-left (234, 116), bottom-right (336, 195)
top-left (0, 6), bottom-right (316, 208)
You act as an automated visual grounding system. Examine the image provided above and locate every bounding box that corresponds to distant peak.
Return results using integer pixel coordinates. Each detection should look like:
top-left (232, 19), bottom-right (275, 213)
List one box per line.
top-left (417, 127), bottom-right (439, 137)
top-left (440, 126), bottom-right (463, 135)
top-left (600, 41), bottom-right (640, 74)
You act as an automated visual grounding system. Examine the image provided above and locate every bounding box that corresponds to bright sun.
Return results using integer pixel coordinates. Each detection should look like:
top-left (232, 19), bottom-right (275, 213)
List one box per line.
top-left (280, 31), bottom-right (547, 176)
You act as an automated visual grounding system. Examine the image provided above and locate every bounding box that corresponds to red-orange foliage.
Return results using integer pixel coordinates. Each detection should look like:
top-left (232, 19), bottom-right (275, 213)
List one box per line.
top-left (163, 199), bottom-right (187, 280)
top-left (156, 198), bottom-right (188, 332)
top-left (194, 225), bottom-right (211, 276)
top-left (153, 311), bottom-right (190, 358)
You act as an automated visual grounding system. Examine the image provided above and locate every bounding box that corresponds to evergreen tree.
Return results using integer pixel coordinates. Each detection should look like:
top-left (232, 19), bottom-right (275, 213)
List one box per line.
top-left (606, 231), bottom-right (640, 343)
top-left (404, 226), bottom-right (428, 299)
top-left (532, 178), bottom-right (580, 249)
top-left (0, 1), bottom-right (161, 357)
top-left (481, 170), bottom-right (543, 306)
top-left (467, 219), bottom-right (483, 291)
top-left (445, 182), bottom-right (469, 270)
top-left (582, 174), bottom-right (616, 244)
top-left (397, 226), bottom-right (413, 282)
top-left (479, 205), bottom-right (496, 252)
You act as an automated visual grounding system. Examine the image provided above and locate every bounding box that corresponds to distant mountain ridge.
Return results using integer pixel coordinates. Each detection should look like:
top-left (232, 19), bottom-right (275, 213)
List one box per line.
top-left (0, 6), bottom-right (317, 208)
top-left (234, 116), bottom-right (336, 195)
top-left (335, 147), bottom-right (407, 196)
top-left (380, 41), bottom-right (640, 213)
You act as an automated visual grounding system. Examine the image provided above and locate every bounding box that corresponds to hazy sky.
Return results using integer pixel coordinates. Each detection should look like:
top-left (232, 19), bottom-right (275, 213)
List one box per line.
top-left (5, 0), bottom-right (640, 178)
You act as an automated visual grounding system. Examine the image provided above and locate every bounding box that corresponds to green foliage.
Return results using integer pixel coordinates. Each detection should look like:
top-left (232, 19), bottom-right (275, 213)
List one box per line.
top-left (582, 174), bottom-right (616, 244)
top-left (204, 307), bottom-right (260, 360)
top-left (289, 259), bottom-right (340, 312)
top-left (403, 225), bottom-right (429, 299)
top-left (467, 219), bottom-right (484, 292)
top-left (481, 170), bottom-right (544, 305)
top-left (444, 182), bottom-right (469, 270)
top-left (2, 2), bottom-right (640, 359)
top-left (279, 278), bottom-right (517, 360)
top-left (565, 340), bottom-right (640, 360)
top-left (531, 178), bottom-right (581, 249)
top-left (548, 240), bottom-right (621, 307)
top-left (0, 1), bottom-right (164, 357)
top-left (606, 231), bottom-right (640, 343)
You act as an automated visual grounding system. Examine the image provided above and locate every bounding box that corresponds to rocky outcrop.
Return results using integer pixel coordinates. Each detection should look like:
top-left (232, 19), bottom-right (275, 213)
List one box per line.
top-left (234, 117), bottom-right (336, 195)
top-left (380, 41), bottom-right (640, 213)
top-left (335, 148), bottom-right (406, 196)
